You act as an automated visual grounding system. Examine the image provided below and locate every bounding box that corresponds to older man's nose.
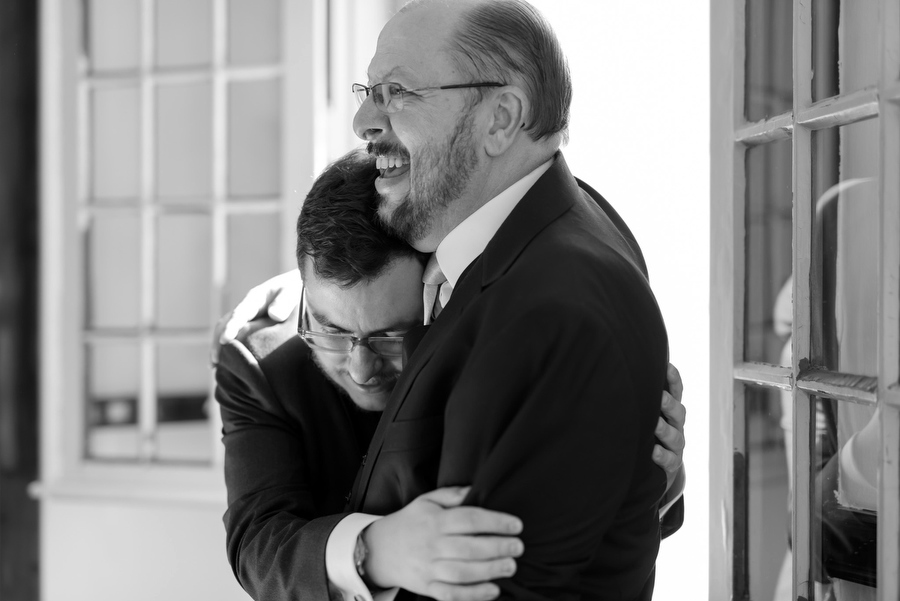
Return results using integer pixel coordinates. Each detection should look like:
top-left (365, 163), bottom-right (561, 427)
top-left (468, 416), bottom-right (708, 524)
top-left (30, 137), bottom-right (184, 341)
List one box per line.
top-left (353, 94), bottom-right (388, 141)
top-left (347, 345), bottom-right (382, 385)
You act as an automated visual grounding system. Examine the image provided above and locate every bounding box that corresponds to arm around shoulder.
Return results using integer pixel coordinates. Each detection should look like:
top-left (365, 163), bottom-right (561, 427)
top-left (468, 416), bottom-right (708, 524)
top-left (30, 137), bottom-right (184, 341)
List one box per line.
top-left (216, 340), bottom-right (345, 600)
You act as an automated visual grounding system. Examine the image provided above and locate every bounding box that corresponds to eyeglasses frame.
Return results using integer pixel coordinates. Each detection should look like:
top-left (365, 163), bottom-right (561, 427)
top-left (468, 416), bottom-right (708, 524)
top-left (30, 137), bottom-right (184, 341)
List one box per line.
top-left (351, 81), bottom-right (507, 113)
top-left (297, 286), bottom-right (406, 358)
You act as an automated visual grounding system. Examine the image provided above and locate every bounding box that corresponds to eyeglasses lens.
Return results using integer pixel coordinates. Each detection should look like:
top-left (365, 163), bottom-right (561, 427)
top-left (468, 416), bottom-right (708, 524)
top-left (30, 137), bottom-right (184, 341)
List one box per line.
top-left (353, 85), bottom-right (367, 107)
top-left (368, 339), bottom-right (403, 357)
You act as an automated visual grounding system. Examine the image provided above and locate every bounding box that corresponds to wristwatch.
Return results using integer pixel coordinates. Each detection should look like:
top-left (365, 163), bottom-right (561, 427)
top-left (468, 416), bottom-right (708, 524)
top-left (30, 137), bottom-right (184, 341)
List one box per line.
top-left (354, 526), bottom-right (371, 582)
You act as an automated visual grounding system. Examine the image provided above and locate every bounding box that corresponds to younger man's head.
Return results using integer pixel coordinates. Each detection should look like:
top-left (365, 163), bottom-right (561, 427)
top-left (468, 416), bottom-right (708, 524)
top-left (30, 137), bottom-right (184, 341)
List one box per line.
top-left (295, 149), bottom-right (426, 411)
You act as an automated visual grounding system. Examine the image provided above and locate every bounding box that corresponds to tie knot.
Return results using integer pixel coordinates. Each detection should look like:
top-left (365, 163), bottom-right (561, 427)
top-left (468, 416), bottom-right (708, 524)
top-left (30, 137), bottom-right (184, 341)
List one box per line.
top-left (423, 254), bottom-right (447, 286)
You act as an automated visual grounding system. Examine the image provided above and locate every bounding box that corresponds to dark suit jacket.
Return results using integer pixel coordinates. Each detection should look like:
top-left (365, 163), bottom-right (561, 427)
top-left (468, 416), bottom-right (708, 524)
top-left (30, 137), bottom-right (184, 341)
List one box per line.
top-left (216, 322), bottom-right (380, 600)
top-left (350, 155), bottom-right (670, 600)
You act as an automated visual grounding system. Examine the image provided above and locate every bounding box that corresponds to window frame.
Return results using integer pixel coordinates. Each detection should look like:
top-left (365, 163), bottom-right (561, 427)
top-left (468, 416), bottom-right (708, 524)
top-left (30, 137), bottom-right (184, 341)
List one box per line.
top-left (710, 0), bottom-right (900, 598)
top-left (36, 0), bottom-right (337, 504)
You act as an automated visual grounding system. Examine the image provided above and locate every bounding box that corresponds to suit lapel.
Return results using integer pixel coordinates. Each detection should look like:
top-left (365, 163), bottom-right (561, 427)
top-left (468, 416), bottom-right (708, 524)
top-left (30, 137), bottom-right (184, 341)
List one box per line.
top-left (350, 258), bottom-right (485, 509)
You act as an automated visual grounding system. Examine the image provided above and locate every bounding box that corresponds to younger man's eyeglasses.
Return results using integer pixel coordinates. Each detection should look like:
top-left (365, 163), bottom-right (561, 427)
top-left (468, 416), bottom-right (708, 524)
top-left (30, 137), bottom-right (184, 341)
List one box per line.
top-left (351, 81), bottom-right (506, 114)
top-left (297, 287), bottom-right (405, 358)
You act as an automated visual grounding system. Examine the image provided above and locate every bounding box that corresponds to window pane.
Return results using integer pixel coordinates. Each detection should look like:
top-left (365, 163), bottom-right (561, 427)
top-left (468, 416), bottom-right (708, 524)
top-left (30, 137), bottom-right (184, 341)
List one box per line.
top-left (155, 0), bottom-right (213, 69)
top-left (86, 342), bottom-right (140, 460)
top-left (812, 0), bottom-right (880, 102)
top-left (225, 214), bottom-right (282, 311)
top-left (744, 138), bottom-right (793, 365)
top-left (228, 80), bottom-right (282, 197)
top-left (811, 119), bottom-right (879, 376)
top-left (156, 213), bottom-right (212, 329)
top-left (813, 396), bottom-right (878, 598)
top-left (227, 0), bottom-right (281, 66)
top-left (87, 213), bottom-right (141, 329)
top-left (741, 383), bottom-right (792, 601)
top-left (92, 86), bottom-right (140, 200)
top-left (157, 82), bottom-right (213, 198)
top-left (87, 0), bottom-right (140, 72)
top-left (745, 0), bottom-right (792, 121)
top-left (155, 343), bottom-right (212, 464)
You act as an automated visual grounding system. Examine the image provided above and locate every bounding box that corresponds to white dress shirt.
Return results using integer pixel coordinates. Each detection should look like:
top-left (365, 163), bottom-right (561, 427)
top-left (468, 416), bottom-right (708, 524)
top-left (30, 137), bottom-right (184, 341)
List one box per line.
top-left (325, 158), bottom-right (553, 601)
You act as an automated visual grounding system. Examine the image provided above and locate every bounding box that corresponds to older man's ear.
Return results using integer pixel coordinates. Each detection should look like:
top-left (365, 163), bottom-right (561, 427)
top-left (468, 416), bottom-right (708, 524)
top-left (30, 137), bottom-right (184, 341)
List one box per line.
top-left (483, 86), bottom-right (529, 157)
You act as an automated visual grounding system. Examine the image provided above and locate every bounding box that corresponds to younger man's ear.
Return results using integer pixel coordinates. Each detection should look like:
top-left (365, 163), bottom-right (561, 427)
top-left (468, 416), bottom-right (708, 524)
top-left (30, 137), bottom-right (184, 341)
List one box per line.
top-left (484, 86), bottom-right (529, 157)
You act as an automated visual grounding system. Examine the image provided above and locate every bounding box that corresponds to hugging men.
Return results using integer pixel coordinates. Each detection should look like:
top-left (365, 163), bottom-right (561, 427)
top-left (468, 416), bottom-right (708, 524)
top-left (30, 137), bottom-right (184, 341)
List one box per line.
top-left (217, 1), bottom-right (683, 599)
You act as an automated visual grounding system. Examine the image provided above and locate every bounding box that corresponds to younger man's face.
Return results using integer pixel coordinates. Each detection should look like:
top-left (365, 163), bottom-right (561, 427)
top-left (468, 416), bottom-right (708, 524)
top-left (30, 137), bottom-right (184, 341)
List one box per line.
top-left (301, 256), bottom-right (424, 412)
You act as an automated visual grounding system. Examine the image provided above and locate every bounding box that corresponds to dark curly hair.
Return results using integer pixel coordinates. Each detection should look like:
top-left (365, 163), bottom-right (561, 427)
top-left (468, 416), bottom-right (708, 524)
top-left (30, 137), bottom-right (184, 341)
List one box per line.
top-left (295, 149), bottom-right (427, 287)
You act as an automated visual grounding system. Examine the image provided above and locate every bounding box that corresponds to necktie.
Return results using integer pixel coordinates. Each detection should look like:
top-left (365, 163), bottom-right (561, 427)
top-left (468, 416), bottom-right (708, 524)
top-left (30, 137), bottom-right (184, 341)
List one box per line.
top-left (422, 254), bottom-right (448, 325)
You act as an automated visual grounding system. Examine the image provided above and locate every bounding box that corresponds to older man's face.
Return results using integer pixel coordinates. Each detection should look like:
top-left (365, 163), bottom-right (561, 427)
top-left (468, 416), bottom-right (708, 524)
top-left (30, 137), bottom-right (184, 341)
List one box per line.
top-left (301, 256), bottom-right (424, 412)
top-left (352, 4), bottom-right (482, 247)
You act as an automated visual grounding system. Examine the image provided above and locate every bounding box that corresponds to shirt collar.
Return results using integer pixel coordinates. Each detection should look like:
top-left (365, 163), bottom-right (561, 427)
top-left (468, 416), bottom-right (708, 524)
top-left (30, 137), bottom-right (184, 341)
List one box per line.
top-left (435, 159), bottom-right (553, 290)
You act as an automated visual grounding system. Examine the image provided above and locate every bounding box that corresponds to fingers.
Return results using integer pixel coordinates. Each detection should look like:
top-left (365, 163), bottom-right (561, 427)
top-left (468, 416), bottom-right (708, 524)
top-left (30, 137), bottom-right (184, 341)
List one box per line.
top-left (666, 362), bottom-right (684, 401)
top-left (438, 506), bottom-right (524, 536)
top-left (267, 288), bottom-right (301, 322)
top-left (430, 557), bottom-right (517, 586)
top-left (435, 535), bottom-right (524, 561)
top-left (420, 486), bottom-right (472, 509)
top-left (655, 415), bottom-right (685, 456)
top-left (209, 310), bottom-right (234, 366)
top-left (426, 581), bottom-right (501, 601)
top-left (660, 390), bottom-right (686, 429)
top-left (220, 288), bottom-right (268, 344)
top-left (652, 444), bottom-right (681, 475)
top-left (267, 270), bottom-right (303, 321)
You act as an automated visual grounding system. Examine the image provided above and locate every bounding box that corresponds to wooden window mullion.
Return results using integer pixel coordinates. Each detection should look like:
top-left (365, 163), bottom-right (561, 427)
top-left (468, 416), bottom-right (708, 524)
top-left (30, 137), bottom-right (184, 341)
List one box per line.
top-left (877, 1), bottom-right (900, 598)
top-left (138, 0), bottom-right (158, 461)
top-left (790, 0), bottom-right (815, 597)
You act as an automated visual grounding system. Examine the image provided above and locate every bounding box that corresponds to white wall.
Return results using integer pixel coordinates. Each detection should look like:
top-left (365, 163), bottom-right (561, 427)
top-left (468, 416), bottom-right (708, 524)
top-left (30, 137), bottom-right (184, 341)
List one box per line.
top-left (528, 1), bottom-right (711, 597)
top-left (42, 499), bottom-right (248, 601)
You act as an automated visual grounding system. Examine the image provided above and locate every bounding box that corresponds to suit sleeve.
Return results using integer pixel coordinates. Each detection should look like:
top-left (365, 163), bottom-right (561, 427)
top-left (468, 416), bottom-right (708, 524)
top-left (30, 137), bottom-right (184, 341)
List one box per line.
top-left (438, 304), bottom-right (667, 600)
top-left (216, 340), bottom-right (345, 601)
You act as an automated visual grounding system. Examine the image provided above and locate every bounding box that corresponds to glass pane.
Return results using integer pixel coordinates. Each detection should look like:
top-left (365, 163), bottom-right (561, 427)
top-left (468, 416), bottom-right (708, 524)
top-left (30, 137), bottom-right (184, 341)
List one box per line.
top-left (156, 213), bottom-right (212, 328)
top-left (742, 384), bottom-right (792, 601)
top-left (812, 0), bottom-right (880, 102)
top-left (227, 0), bottom-right (281, 66)
top-left (745, 0), bottom-right (793, 121)
top-left (92, 86), bottom-right (140, 200)
top-left (86, 342), bottom-right (140, 460)
top-left (155, 343), bottom-right (212, 463)
top-left (157, 82), bottom-right (213, 198)
top-left (155, 0), bottom-right (213, 69)
top-left (87, 213), bottom-right (141, 329)
top-left (87, 0), bottom-right (140, 72)
top-left (813, 396), bottom-right (878, 599)
top-left (744, 138), bottom-right (793, 365)
top-left (225, 214), bottom-right (282, 311)
top-left (812, 119), bottom-right (879, 376)
top-left (228, 80), bottom-right (282, 197)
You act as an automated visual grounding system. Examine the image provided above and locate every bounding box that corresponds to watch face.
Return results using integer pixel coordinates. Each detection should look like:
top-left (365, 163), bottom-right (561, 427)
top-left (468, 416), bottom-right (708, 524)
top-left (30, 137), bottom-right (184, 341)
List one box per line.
top-left (354, 532), bottom-right (368, 576)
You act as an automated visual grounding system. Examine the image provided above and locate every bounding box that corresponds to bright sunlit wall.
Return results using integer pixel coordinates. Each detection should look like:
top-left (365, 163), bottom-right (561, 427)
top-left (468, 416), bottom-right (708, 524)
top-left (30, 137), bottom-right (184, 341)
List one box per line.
top-left (526, 1), bottom-right (711, 597)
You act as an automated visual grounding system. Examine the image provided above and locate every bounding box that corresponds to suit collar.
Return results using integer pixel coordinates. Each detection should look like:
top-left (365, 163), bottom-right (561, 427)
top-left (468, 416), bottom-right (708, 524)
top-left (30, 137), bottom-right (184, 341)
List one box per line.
top-left (480, 152), bottom-right (579, 287)
top-left (435, 159), bottom-right (553, 291)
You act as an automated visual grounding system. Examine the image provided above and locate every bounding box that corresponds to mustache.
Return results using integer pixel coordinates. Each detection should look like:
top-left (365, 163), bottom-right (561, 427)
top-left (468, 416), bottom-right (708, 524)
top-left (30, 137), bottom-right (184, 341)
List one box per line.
top-left (366, 141), bottom-right (410, 160)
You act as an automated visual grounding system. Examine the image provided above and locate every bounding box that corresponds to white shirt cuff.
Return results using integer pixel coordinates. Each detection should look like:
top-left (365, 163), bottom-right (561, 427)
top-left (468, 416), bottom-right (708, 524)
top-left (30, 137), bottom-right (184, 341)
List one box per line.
top-left (325, 513), bottom-right (399, 601)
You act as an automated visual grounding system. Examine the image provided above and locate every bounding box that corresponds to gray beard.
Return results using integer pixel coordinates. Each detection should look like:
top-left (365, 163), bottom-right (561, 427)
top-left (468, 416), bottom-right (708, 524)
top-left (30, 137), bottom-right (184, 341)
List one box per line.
top-left (377, 109), bottom-right (479, 243)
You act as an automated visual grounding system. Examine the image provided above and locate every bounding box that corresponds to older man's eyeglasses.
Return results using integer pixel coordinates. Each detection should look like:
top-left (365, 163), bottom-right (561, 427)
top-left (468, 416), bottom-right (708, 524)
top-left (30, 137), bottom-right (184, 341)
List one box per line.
top-left (297, 287), bottom-right (405, 358)
top-left (352, 81), bottom-right (506, 114)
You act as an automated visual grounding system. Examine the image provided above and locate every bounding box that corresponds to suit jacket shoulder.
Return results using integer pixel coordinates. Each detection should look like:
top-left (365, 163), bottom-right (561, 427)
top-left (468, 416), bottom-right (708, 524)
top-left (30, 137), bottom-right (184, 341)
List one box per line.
top-left (217, 323), bottom-right (377, 600)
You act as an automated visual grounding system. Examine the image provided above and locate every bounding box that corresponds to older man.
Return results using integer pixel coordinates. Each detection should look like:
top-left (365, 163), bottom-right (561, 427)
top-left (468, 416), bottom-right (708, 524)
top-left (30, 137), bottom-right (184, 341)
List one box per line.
top-left (217, 150), bottom-right (685, 601)
top-left (339, 1), bottom-right (672, 599)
